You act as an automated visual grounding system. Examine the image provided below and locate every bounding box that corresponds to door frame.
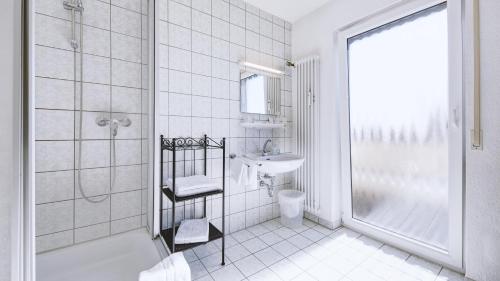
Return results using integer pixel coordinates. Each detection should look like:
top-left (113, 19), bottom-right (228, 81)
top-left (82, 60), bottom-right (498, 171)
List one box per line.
top-left (336, 0), bottom-right (464, 271)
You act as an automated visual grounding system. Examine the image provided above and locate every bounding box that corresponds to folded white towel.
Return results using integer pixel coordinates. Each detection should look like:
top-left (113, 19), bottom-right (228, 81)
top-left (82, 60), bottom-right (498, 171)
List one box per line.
top-left (166, 175), bottom-right (221, 196)
top-left (175, 218), bottom-right (209, 244)
top-left (138, 252), bottom-right (190, 281)
top-left (230, 157), bottom-right (248, 186)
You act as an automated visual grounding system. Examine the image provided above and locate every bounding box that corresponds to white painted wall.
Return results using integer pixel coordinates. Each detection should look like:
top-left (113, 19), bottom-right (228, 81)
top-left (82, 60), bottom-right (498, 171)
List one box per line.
top-left (292, 0), bottom-right (500, 279)
top-left (291, 0), bottom-right (397, 227)
top-left (463, 0), bottom-right (500, 280)
top-left (0, 0), bottom-right (21, 279)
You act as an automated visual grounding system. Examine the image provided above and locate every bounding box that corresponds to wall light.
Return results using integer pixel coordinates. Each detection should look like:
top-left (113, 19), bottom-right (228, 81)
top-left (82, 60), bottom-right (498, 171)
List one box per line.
top-left (239, 61), bottom-right (285, 75)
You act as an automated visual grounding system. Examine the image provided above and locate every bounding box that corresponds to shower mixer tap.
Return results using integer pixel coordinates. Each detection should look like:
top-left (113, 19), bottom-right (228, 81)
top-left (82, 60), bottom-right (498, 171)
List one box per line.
top-left (96, 115), bottom-right (132, 137)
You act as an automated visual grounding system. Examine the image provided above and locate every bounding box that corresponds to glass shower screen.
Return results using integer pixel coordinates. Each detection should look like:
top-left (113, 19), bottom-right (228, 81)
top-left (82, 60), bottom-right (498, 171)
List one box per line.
top-left (347, 3), bottom-right (449, 249)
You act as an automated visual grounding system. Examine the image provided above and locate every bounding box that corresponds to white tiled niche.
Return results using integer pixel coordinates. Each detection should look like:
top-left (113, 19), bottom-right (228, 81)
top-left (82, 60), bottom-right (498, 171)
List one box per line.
top-left (158, 0), bottom-right (294, 234)
top-left (34, 0), bottom-right (150, 252)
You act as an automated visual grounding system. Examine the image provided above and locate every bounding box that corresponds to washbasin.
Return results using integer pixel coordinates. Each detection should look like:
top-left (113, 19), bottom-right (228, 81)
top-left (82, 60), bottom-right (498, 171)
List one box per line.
top-left (243, 153), bottom-right (304, 174)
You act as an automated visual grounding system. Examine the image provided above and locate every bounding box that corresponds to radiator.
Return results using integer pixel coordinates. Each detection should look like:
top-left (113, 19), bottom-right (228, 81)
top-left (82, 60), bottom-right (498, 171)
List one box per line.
top-left (295, 56), bottom-right (320, 215)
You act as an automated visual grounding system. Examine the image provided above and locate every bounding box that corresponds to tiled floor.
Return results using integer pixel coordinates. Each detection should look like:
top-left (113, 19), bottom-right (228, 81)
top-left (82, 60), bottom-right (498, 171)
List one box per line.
top-left (184, 219), bottom-right (467, 281)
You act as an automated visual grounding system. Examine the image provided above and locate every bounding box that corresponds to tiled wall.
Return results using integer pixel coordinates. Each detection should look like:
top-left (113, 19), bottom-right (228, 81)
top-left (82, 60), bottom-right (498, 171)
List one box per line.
top-left (158, 0), bottom-right (294, 233)
top-left (34, 0), bottom-right (149, 252)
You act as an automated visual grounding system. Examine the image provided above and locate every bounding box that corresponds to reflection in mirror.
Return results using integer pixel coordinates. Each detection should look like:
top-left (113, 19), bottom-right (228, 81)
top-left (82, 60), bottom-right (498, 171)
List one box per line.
top-left (240, 71), bottom-right (281, 115)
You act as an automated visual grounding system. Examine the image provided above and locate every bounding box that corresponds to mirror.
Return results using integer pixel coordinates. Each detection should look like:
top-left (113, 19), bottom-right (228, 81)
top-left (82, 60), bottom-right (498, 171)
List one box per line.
top-left (240, 71), bottom-right (281, 115)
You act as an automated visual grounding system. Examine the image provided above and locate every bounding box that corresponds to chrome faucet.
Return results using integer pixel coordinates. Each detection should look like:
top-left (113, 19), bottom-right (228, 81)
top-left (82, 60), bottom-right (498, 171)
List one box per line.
top-left (262, 139), bottom-right (272, 156)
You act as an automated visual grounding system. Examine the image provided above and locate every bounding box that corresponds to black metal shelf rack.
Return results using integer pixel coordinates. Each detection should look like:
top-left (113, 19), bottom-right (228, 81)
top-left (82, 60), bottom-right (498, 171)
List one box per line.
top-left (159, 134), bottom-right (226, 265)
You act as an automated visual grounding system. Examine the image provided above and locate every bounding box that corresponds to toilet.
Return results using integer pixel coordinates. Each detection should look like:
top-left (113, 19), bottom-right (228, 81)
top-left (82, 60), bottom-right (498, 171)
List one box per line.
top-left (278, 190), bottom-right (306, 228)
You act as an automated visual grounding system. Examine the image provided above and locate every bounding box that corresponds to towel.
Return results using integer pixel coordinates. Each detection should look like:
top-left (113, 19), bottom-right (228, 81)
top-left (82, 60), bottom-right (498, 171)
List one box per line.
top-left (175, 218), bottom-right (209, 244)
top-left (230, 157), bottom-right (248, 186)
top-left (246, 164), bottom-right (258, 189)
top-left (166, 175), bottom-right (221, 196)
top-left (138, 252), bottom-right (191, 281)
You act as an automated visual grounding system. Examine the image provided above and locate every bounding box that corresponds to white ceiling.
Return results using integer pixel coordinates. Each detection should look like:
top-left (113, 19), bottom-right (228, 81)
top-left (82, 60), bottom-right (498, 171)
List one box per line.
top-left (245, 0), bottom-right (331, 23)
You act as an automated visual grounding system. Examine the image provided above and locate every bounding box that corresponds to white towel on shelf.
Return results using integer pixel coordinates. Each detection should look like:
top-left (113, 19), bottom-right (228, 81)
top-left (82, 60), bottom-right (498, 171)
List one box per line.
top-left (246, 164), bottom-right (258, 189)
top-left (230, 157), bottom-right (249, 186)
top-left (166, 175), bottom-right (220, 196)
top-left (175, 218), bottom-right (209, 244)
top-left (138, 252), bottom-right (191, 281)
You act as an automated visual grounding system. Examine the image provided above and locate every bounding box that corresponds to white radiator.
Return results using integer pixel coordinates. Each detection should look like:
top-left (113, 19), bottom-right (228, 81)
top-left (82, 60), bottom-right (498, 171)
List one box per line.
top-left (295, 56), bottom-right (320, 215)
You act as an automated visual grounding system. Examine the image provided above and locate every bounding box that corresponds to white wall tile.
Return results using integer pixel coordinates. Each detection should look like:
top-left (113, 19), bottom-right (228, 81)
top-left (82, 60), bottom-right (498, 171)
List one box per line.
top-left (111, 190), bottom-right (142, 220)
top-left (192, 96), bottom-right (212, 117)
top-left (111, 215), bottom-right (141, 234)
top-left (259, 18), bottom-right (272, 38)
top-left (75, 196), bottom-right (110, 227)
top-left (36, 46), bottom-right (74, 80)
top-left (112, 86), bottom-right (142, 113)
top-left (246, 12), bottom-right (259, 33)
top-left (111, 6), bottom-right (141, 37)
top-left (169, 70), bottom-right (192, 94)
top-left (192, 0), bottom-right (211, 14)
top-left (246, 30), bottom-right (259, 50)
top-left (35, 141), bottom-right (74, 172)
top-left (36, 230), bottom-right (74, 253)
top-left (212, 38), bottom-right (230, 60)
top-left (115, 140), bottom-right (142, 165)
top-left (212, 17), bottom-right (229, 41)
top-left (112, 32), bottom-right (141, 63)
top-left (192, 53), bottom-right (212, 76)
top-left (75, 167), bottom-right (110, 198)
top-left (36, 200), bottom-right (74, 235)
top-left (169, 93), bottom-right (191, 116)
top-left (192, 10), bottom-right (212, 35)
top-left (192, 74), bottom-right (212, 97)
top-left (212, 58), bottom-right (229, 79)
top-left (230, 5), bottom-right (245, 27)
top-left (169, 23), bottom-right (191, 50)
top-left (192, 31), bottom-right (212, 55)
top-left (212, 98), bottom-right (230, 118)
top-left (230, 24), bottom-right (245, 45)
top-left (212, 78), bottom-right (229, 99)
top-left (169, 47), bottom-right (192, 72)
top-left (84, 26), bottom-right (111, 58)
top-left (212, 0), bottom-right (229, 21)
top-left (35, 109), bottom-right (74, 140)
top-left (75, 222), bottom-right (110, 243)
top-left (35, 171), bottom-right (74, 204)
top-left (169, 0), bottom-right (191, 28)
top-left (112, 59), bottom-right (141, 88)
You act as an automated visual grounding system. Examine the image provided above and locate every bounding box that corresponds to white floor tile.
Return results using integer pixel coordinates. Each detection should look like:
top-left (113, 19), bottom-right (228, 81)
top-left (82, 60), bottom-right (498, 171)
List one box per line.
top-left (269, 258), bottom-right (303, 280)
top-left (200, 252), bottom-right (230, 272)
top-left (233, 255), bottom-right (266, 277)
top-left (188, 260), bottom-right (210, 280)
top-left (292, 272), bottom-right (316, 281)
top-left (210, 264), bottom-right (245, 281)
top-left (273, 227), bottom-right (297, 239)
top-left (193, 243), bottom-right (220, 259)
top-left (254, 247), bottom-right (285, 266)
top-left (246, 224), bottom-right (270, 236)
top-left (231, 229), bottom-right (256, 243)
top-left (225, 244), bottom-right (251, 262)
top-left (241, 237), bottom-right (267, 253)
top-left (307, 262), bottom-right (344, 281)
top-left (301, 228), bottom-right (326, 242)
top-left (247, 268), bottom-right (281, 281)
top-left (287, 234), bottom-right (315, 249)
top-left (287, 250), bottom-right (318, 271)
top-left (259, 231), bottom-right (282, 246)
top-left (271, 240), bottom-right (300, 256)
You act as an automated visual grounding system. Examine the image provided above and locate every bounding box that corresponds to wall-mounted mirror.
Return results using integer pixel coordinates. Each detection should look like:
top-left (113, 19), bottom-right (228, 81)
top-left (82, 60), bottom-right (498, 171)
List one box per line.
top-left (240, 71), bottom-right (281, 115)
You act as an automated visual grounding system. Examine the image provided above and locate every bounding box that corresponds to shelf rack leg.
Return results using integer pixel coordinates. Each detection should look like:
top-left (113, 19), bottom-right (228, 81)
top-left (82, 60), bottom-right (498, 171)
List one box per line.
top-left (172, 138), bottom-right (176, 253)
top-left (221, 137), bottom-right (226, 266)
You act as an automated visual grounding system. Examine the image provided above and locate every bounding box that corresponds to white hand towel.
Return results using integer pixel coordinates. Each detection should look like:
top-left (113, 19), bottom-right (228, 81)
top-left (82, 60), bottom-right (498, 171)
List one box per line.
top-left (175, 218), bottom-right (209, 244)
top-left (246, 164), bottom-right (258, 189)
top-left (138, 253), bottom-right (190, 281)
top-left (170, 253), bottom-right (191, 281)
top-left (230, 157), bottom-right (248, 186)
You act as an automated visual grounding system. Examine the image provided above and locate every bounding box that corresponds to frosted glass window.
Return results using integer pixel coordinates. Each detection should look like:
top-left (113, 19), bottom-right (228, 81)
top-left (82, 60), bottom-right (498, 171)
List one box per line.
top-left (348, 3), bottom-right (449, 249)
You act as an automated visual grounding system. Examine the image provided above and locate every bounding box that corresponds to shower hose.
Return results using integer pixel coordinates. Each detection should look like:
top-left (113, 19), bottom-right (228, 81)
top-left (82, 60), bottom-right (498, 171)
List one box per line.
top-left (73, 5), bottom-right (116, 203)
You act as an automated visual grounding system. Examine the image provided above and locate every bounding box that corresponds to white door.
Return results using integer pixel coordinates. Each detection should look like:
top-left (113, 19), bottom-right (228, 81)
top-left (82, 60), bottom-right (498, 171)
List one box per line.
top-left (338, 0), bottom-right (463, 270)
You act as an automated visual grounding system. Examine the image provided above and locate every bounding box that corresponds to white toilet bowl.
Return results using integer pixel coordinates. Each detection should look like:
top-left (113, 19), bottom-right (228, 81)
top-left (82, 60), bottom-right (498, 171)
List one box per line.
top-left (278, 190), bottom-right (305, 228)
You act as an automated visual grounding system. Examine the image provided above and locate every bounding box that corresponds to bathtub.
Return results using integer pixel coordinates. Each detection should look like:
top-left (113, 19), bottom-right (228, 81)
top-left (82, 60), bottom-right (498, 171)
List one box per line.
top-left (37, 229), bottom-right (164, 281)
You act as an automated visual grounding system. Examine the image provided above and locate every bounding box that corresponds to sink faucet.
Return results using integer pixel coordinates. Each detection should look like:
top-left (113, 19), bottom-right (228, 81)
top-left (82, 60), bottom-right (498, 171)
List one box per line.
top-left (262, 139), bottom-right (272, 156)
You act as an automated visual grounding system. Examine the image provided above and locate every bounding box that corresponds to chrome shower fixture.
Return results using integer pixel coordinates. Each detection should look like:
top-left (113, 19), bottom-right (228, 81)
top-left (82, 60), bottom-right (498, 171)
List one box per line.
top-left (63, 0), bottom-right (83, 49)
top-left (96, 115), bottom-right (132, 137)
